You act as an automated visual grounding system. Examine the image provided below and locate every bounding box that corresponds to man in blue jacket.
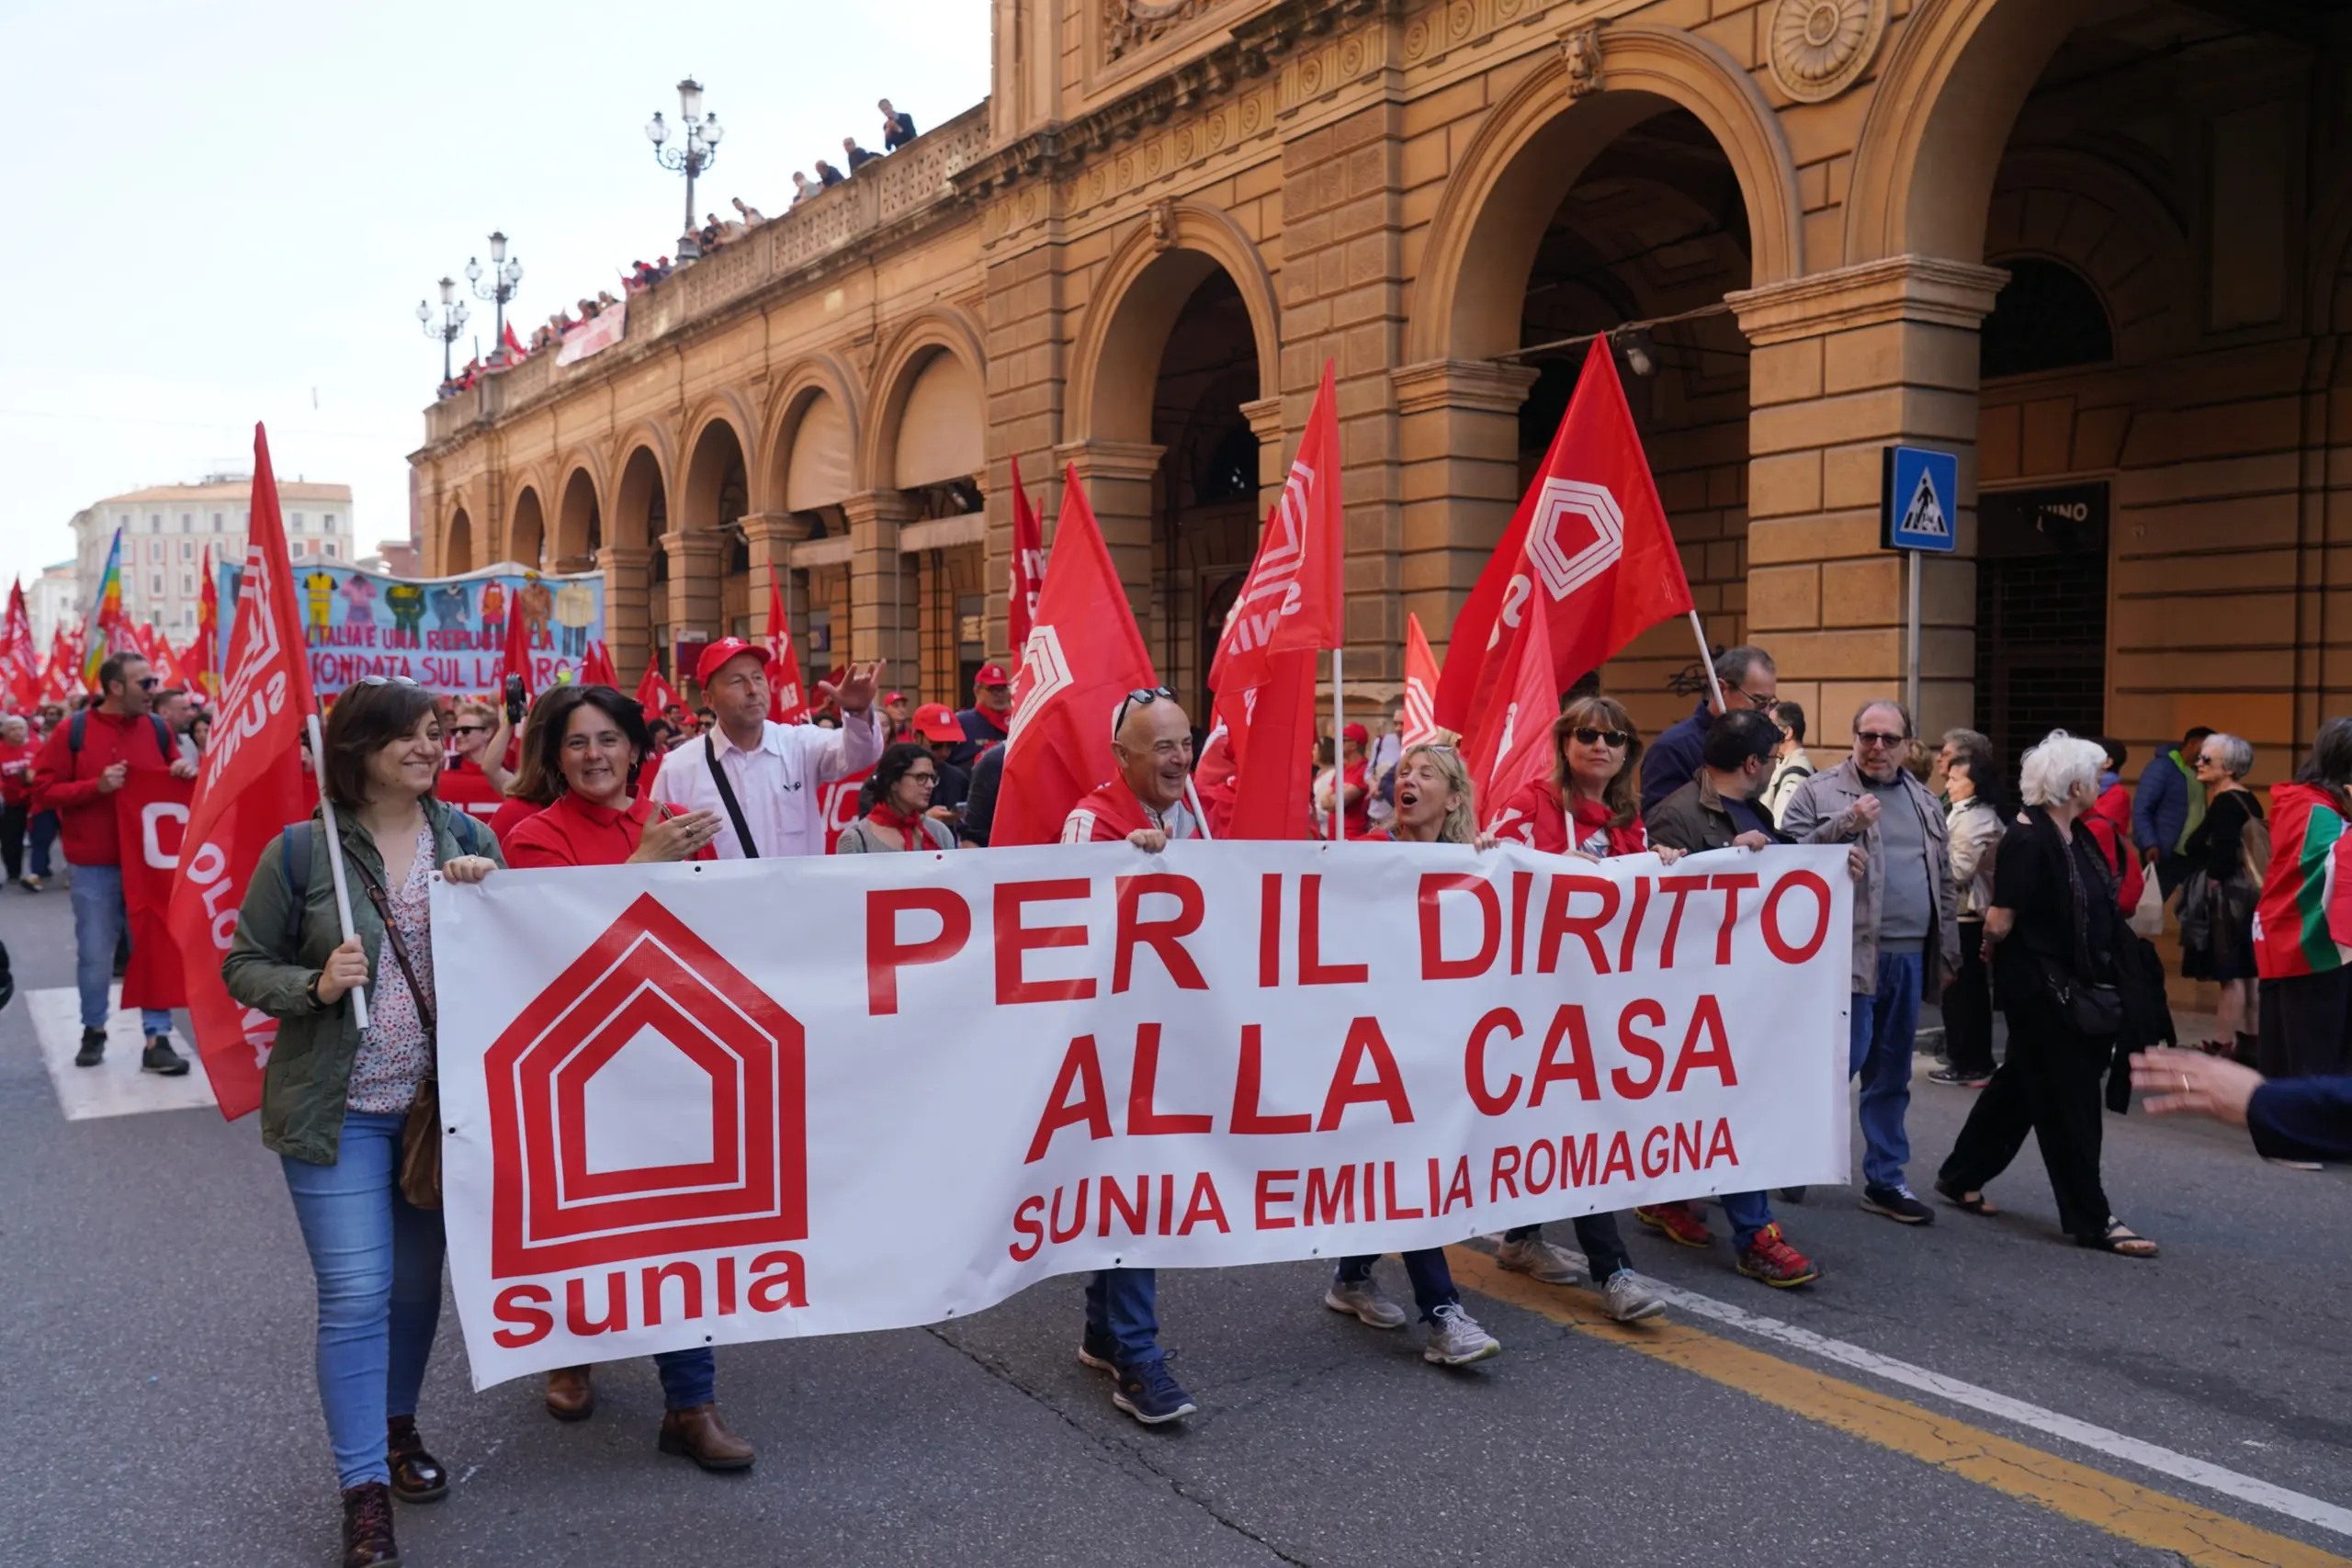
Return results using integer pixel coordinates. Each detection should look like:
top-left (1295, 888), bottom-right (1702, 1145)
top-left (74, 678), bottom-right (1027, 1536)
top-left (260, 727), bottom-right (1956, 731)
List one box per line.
top-left (1640, 645), bottom-right (1779, 818)
top-left (2132, 726), bottom-right (2211, 897)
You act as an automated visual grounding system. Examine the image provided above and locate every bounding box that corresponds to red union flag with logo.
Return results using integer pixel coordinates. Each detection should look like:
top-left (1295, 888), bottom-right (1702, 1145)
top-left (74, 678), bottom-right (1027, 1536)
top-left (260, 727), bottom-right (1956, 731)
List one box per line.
top-left (1207, 361), bottom-right (1341, 696)
top-left (434, 841), bottom-right (1854, 1384)
top-left (763, 568), bottom-right (810, 724)
top-left (166, 425), bottom-right (316, 1120)
top-left (1402, 613), bottom-right (1442, 747)
top-left (1008, 455), bottom-right (1045, 657)
top-left (1432, 341), bottom-right (1694, 732)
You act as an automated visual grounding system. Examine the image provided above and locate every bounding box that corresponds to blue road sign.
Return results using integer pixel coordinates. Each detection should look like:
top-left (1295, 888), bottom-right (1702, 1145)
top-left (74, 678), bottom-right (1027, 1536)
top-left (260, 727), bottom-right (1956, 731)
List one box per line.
top-left (1882, 446), bottom-right (1959, 553)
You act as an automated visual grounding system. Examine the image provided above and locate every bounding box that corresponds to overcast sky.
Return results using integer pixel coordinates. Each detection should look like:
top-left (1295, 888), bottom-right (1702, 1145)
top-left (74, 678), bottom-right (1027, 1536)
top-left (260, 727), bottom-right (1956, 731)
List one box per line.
top-left (0, 1), bottom-right (991, 592)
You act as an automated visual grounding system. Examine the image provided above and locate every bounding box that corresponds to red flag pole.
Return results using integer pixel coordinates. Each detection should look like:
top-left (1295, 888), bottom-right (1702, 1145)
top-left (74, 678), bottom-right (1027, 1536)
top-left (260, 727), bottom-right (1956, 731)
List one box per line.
top-left (1687, 609), bottom-right (1725, 712)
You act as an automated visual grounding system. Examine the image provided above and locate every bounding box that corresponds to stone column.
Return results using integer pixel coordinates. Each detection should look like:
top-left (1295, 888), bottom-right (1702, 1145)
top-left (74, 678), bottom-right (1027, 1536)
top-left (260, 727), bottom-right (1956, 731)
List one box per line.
top-left (596, 545), bottom-right (656, 689)
top-left (740, 511), bottom-right (816, 631)
top-left (659, 530), bottom-right (726, 649)
top-left (1052, 439), bottom-right (1165, 623)
top-left (1240, 394), bottom-right (1285, 522)
top-left (1390, 358), bottom-right (1537, 668)
top-left (1729, 257), bottom-right (2007, 751)
top-left (841, 490), bottom-right (922, 691)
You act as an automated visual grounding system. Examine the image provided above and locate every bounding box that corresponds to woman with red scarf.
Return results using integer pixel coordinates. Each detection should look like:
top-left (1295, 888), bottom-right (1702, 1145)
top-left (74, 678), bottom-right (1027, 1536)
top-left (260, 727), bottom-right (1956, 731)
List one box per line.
top-left (498, 684), bottom-right (754, 1472)
top-left (833, 742), bottom-right (957, 852)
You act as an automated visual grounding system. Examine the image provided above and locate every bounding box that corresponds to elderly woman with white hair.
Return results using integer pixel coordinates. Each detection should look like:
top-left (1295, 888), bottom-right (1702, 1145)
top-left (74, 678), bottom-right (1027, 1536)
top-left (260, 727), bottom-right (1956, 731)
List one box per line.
top-left (2180, 730), bottom-right (2265, 1059)
top-left (1936, 730), bottom-right (2156, 1257)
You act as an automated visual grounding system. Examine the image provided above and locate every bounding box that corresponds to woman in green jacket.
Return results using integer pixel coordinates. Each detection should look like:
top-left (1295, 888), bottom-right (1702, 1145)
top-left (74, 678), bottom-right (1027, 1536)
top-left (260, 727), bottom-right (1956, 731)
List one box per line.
top-left (222, 679), bottom-right (500, 1568)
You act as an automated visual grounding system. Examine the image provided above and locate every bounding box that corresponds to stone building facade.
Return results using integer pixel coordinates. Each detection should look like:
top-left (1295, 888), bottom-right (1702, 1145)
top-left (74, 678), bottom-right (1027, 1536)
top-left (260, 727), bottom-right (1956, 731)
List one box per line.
top-left (411, 0), bottom-right (2352, 782)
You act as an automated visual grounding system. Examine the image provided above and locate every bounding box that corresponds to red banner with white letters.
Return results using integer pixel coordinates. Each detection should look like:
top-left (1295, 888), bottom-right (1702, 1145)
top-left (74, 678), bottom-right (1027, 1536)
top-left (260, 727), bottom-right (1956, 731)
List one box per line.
top-left (432, 840), bottom-right (1852, 1387)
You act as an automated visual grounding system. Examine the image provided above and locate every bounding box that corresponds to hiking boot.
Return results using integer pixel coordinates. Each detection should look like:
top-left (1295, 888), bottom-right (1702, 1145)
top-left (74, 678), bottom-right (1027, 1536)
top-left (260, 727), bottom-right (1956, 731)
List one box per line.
top-left (1634, 1201), bottom-right (1713, 1248)
top-left (1495, 1235), bottom-right (1582, 1284)
top-left (74, 1028), bottom-right (105, 1067)
top-left (1110, 1359), bottom-right (1196, 1425)
top-left (1736, 1223), bottom-right (1819, 1288)
top-left (1422, 1303), bottom-right (1501, 1366)
top-left (1600, 1268), bottom-right (1667, 1323)
top-left (1324, 1274), bottom-right (1408, 1329)
top-left (141, 1036), bottom-right (190, 1077)
top-left (1860, 1184), bottom-right (1935, 1224)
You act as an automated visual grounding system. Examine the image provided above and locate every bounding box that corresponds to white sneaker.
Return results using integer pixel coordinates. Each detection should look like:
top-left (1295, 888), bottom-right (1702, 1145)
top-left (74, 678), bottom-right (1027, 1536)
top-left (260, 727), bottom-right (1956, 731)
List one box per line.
top-left (1324, 1275), bottom-right (1408, 1329)
top-left (1600, 1268), bottom-right (1666, 1323)
top-left (1423, 1303), bottom-right (1501, 1365)
top-left (2265, 1156), bottom-right (2325, 1171)
top-left (1495, 1235), bottom-right (1581, 1285)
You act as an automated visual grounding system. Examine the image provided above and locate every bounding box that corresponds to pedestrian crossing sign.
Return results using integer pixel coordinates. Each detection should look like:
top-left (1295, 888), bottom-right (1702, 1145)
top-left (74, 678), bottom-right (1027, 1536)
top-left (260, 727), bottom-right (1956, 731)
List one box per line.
top-left (1882, 445), bottom-right (1959, 553)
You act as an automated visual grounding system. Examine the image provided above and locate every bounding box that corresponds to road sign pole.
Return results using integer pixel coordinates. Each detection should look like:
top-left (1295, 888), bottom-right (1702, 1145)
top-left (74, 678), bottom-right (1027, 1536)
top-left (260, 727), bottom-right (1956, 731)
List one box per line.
top-left (1905, 548), bottom-right (1921, 722)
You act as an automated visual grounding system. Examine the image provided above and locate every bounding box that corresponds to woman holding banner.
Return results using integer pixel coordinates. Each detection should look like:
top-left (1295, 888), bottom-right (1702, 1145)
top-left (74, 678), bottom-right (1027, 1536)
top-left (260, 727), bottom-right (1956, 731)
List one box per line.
top-left (497, 683), bottom-right (760, 1468)
top-left (1321, 740), bottom-right (1509, 1364)
top-left (1487, 699), bottom-right (1673, 1321)
top-left (221, 678), bottom-right (502, 1568)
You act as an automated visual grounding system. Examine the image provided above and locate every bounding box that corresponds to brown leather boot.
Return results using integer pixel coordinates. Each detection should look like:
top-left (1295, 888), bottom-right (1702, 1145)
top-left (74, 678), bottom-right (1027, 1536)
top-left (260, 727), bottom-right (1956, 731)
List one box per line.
top-left (385, 1415), bottom-right (447, 1504)
top-left (657, 1403), bottom-right (756, 1472)
top-left (340, 1480), bottom-right (399, 1567)
top-left (544, 1365), bottom-right (594, 1422)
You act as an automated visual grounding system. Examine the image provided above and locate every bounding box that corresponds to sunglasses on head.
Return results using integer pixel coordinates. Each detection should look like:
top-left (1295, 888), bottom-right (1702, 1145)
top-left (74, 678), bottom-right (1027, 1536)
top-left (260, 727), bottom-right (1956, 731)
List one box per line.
top-left (1114, 685), bottom-right (1176, 734)
top-left (1569, 727), bottom-right (1631, 749)
top-left (359, 675), bottom-right (420, 689)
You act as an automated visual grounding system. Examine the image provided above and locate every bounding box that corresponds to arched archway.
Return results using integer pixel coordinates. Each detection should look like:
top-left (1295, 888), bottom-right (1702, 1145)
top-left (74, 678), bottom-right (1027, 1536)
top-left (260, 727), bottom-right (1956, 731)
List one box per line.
top-left (682, 416), bottom-right (752, 641)
top-left (613, 445), bottom-right (671, 677)
top-left (555, 466), bottom-right (603, 570)
top-left (613, 445), bottom-right (669, 553)
top-left (508, 485), bottom-right (546, 570)
top-left (443, 507), bottom-right (474, 575)
top-left (869, 318), bottom-right (989, 703)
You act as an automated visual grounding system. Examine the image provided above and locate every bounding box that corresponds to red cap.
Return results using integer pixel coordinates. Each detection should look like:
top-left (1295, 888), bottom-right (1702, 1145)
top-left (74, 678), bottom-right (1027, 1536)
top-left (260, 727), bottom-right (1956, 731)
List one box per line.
top-left (884, 691), bottom-right (907, 705)
top-left (910, 702), bottom-right (962, 743)
top-left (975, 662), bottom-right (1012, 688)
top-left (695, 636), bottom-right (774, 689)
top-left (1342, 721), bottom-right (1369, 744)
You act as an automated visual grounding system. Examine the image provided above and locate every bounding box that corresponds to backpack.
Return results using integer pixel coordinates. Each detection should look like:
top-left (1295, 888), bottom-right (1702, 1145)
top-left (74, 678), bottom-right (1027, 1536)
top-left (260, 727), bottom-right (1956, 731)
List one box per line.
top-left (68, 708), bottom-right (175, 765)
top-left (279, 811), bottom-right (487, 951)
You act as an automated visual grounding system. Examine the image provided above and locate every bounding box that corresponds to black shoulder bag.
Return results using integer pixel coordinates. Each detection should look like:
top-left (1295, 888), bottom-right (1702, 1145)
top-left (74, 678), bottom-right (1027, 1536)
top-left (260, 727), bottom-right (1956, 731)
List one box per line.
top-left (2045, 827), bottom-right (2124, 1040)
top-left (704, 737), bottom-right (760, 859)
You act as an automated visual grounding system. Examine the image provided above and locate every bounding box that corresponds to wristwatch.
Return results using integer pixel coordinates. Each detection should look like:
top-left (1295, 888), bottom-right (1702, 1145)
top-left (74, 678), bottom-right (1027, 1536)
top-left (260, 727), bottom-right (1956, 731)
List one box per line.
top-left (305, 971), bottom-right (327, 1010)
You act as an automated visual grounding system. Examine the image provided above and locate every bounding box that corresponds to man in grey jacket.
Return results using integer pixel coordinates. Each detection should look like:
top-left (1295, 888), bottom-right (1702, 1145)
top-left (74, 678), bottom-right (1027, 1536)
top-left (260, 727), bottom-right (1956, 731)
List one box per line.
top-left (1781, 701), bottom-right (1961, 1226)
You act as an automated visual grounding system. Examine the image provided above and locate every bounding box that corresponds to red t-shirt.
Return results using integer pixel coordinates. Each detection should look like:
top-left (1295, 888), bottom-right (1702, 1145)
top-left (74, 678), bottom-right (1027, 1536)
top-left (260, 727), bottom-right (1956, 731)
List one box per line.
top-left (488, 794), bottom-right (546, 850)
top-left (1341, 760), bottom-right (1372, 840)
top-left (504, 791), bottom-right (715, 868)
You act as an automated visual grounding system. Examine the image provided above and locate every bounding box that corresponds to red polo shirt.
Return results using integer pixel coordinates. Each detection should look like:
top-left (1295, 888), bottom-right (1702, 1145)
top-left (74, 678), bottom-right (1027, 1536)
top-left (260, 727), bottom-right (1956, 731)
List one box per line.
top-left (503, 790), bottom-right (713, 869)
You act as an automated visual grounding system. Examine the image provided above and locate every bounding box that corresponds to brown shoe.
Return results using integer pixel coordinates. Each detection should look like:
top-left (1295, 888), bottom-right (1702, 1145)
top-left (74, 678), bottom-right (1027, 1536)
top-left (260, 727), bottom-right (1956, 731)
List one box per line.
top-left (545, 1365), bottom-right (594, 1422)
top-left (385, 1415), bottom-right (447, 1504)
top-left (657, 1403), bottom-right (756, 1472)
top-left (340, 1480), bottom-right (400, 1567)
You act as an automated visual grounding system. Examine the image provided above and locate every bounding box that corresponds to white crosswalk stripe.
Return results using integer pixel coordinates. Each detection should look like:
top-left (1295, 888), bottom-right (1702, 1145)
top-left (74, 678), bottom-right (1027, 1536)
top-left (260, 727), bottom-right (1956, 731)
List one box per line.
top-left (27, 986), bottom-right (215, 1120)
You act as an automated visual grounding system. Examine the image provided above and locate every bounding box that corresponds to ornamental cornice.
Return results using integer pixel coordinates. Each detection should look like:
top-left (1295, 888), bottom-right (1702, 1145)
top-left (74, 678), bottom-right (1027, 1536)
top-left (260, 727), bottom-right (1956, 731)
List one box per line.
top-left (1727, 255), bottom-right (2010, 345)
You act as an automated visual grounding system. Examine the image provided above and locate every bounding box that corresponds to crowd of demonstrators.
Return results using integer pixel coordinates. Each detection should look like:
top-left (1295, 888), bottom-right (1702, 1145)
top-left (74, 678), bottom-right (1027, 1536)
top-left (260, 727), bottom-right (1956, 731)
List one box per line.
top-left (1783, 700), bottom-right (1960, 1229)
top-left (836, 742), bottom-right (956, 852)
top-left (2179, 732), bottom-right (2264, 1059)
top-left (1938, 732), bottom-right (2158, 1256)
top-left (1932, 729), bottom-right (2006, 1087)
top-left (221, 679), bottom-right (503, 1568)
top-left (35, 652), bottom-right (197, 1076)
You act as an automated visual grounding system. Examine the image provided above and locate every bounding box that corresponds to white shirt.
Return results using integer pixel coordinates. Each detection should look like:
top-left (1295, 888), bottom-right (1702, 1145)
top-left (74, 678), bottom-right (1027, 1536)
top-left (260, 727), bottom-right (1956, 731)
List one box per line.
top-left (649, 710), bottom-right (881, 859)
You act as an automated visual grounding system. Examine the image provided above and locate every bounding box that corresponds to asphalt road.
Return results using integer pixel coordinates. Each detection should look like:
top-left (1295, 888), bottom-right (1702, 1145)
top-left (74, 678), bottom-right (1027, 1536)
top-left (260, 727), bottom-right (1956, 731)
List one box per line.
top-left (0, 881), bottom-right (2346, 1568)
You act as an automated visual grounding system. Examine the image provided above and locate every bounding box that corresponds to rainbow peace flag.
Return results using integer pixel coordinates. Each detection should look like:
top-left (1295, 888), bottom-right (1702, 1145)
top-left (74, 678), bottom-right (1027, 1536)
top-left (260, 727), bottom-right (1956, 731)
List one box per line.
top-left (80, 527), bottom-right (127, 692)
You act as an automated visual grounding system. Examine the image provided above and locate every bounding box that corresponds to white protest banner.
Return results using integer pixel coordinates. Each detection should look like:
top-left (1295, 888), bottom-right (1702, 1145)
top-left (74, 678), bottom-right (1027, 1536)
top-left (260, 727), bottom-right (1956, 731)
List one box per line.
top-left (555, 298), bottom-right (627, 366)
top-left (434, 841), bottom-right (1852, 1387)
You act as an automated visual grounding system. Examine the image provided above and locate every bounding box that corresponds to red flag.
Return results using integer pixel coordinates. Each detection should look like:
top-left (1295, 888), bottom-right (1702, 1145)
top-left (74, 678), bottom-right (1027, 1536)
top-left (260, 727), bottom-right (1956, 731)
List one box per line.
top-left (635, 661), bottom-right (682, 725)
top-left (118, 772), bottom-right (196, 1009)
top-left (1222, 649), bottom-right (1319, 840)
top-left (1008, 455), bottom-right (1044, 659)
top-left (166, 424), bottom-right (318, 1121)
top-left (190, 547), bottom-right (221, 698)
top-left (991, 469), bottom-right (1159, 847)
top-left (1208, 361), bottom-right (1343, 696)
top-left (0, 581), bottom-right (36, 711)
top-left (38, 627), bottom-right (74, 704)
top-left (500, 589), bottom-right (535, 689)
top-left (1431, 341), bottom-right (1693, 732)
top-left (502, 321), bottom-right (527, 362)
top-left (1461, 556), bottom-right (1560, 828)
top-left (1402, 612), bottom-right (1442, 747)
top-left (582, 639), bottom-right (619, 688)
top-left (764, 569), bottom-right (810, 724)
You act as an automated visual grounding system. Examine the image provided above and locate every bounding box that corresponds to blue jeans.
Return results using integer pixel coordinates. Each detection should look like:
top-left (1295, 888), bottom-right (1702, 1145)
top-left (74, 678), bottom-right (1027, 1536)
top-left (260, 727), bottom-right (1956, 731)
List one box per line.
top-left (653, 1348), bottom-right (716, 1408)
top-left (68, 863), bottom-right (173, 1036)
top-left (28, 809), bottom-right (55, 878)
top-left (1084, 1269), bottom-right (1160, 1366)
top-left (1850, 950), bottom-right (1924, 1190)
top-left (1337, 1249), bottom-right (1459, 1321)
top-left (281, 1112), bottom-right (444, 1490)
top-left (1721, 1190), bottom-right (1775, 1252)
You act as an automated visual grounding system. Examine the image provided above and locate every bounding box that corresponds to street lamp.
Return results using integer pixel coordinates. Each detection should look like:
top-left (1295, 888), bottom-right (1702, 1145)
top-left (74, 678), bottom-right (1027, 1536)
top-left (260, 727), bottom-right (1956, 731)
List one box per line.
top-left (416, 276), bottom-right (470, 383)
top-left (466, 231), bottom-right (524, 361)
top-left (646, 76), bottom-right (723, 260)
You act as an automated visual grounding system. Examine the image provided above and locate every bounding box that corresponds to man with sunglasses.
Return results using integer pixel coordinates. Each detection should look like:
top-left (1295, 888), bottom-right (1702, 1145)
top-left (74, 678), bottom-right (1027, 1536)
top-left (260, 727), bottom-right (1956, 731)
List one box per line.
top-left (1640, 645), bottom-right (1778, 818)
top-left (1781, 701), bottom-right (1961, 1227)
top-left (1059, 687), bottom-right (1202, 1425)
top-left (33, 652), bottom-right (198, 1073)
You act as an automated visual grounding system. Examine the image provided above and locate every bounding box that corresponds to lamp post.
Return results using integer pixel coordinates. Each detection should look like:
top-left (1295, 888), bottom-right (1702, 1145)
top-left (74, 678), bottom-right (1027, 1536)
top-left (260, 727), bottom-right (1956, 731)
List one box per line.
top-left (646, 77), bottom-right (723, 260)
top-left (415, 277), bottom-right (470, 383)
top-left (466, 231), bottom-right (524, 361)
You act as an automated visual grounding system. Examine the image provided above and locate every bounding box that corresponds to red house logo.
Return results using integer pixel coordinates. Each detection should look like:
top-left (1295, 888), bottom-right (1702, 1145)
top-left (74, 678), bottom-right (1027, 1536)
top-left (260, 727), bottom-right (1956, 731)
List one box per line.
top-left (484, 893), bottom-right (807, 1278)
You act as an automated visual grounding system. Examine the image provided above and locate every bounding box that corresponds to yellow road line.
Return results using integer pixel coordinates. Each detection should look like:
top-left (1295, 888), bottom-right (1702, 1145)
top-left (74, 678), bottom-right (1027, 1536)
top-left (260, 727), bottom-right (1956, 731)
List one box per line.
top-left (1446, 1247), bottom-right (2349, 1568)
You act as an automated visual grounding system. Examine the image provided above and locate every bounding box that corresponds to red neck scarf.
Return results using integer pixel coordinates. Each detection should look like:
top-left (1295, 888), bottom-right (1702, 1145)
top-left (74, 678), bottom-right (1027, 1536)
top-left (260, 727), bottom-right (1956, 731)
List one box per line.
top-left (866, 799), bottom-right (924, 842)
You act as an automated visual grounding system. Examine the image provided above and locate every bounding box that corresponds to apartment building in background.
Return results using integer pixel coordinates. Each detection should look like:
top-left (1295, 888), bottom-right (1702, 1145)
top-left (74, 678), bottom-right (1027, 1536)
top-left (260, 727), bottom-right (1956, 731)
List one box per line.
top-left (68, 475), bottom-right (354, 637)
top-left (28, 561), bottom-right (78, 650)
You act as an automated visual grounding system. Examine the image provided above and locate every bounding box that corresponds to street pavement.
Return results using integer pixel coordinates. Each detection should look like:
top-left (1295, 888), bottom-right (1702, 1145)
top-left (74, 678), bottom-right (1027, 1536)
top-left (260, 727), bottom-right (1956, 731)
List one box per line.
top-left (1, 880), bottom-right (2346, 1568)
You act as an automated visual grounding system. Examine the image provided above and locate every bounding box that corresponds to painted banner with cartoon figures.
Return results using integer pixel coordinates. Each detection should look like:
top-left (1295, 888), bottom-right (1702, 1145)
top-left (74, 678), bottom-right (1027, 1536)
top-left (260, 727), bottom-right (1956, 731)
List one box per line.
top-left (217, 559), bottom-right (605, 695)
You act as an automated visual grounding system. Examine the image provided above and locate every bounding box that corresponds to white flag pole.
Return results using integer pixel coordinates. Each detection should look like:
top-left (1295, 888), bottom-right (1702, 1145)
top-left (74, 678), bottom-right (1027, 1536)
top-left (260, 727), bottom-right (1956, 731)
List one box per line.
top-left (1329, 648), bottom-right (1345, 841)
top-left (1687, 610), bottom-right (1726, 713)
top-left (305, 711), bottom-right (368, 1032)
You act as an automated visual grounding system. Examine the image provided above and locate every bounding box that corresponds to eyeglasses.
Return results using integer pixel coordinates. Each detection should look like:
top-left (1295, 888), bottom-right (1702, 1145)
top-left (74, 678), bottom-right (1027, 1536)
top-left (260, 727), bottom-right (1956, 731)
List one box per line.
top-left (1738, 689), bottom-right (1775, 710)
top-left (1570, 727), bottom-right (1631, 750)
top-left (1114, 685), bottom-right (1176, 735)
top-left (136, 675), bottom-right (159, 691)
top-left (1855, 730), bottom-right (1906, 749)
